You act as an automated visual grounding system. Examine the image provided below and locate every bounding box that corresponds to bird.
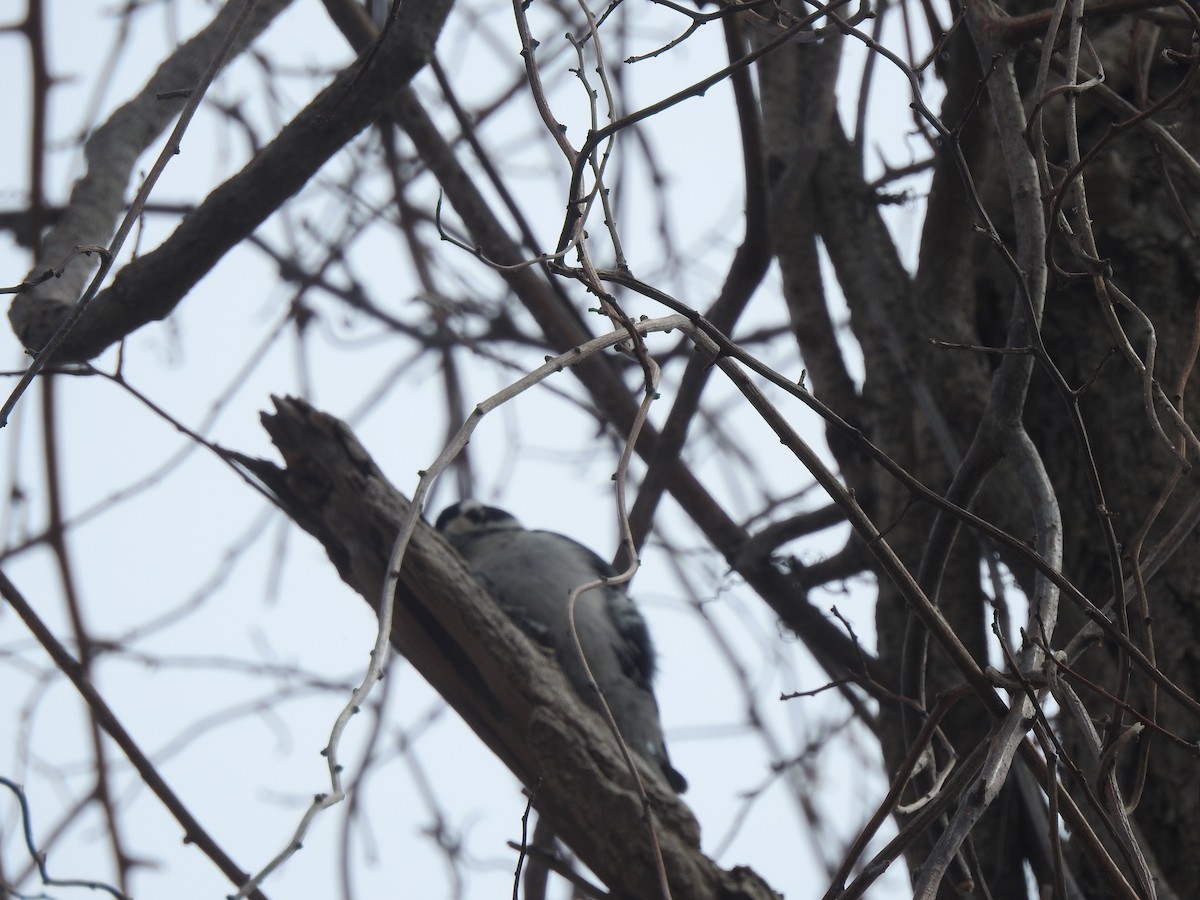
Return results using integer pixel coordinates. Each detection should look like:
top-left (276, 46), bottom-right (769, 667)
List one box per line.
top-left (435, 499), bottom-right (687, 793)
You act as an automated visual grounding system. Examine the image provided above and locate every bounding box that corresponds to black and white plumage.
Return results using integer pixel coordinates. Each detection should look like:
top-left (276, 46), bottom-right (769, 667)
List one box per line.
top-left (435, 500), bottom-right (687, 793)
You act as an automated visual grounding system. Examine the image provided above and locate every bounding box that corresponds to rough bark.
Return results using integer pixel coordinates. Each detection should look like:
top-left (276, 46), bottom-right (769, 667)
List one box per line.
top-left (860, 6), bottom-right (1200, 897)
top-left (239, 396), bottom-right (780, 900)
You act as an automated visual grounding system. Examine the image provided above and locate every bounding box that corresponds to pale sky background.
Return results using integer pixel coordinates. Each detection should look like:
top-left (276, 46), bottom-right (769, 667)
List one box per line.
top-left (0, 1), bottom-right (939, 897)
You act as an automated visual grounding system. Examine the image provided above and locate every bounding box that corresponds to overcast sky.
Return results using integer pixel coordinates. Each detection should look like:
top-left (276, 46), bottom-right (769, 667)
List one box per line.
top-left (0, 2), bottom-right (938, 897)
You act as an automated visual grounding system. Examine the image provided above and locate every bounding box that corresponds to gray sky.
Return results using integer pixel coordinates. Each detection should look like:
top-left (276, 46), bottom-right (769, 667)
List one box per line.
top-left (0, 2), bottom-right (938, 896)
